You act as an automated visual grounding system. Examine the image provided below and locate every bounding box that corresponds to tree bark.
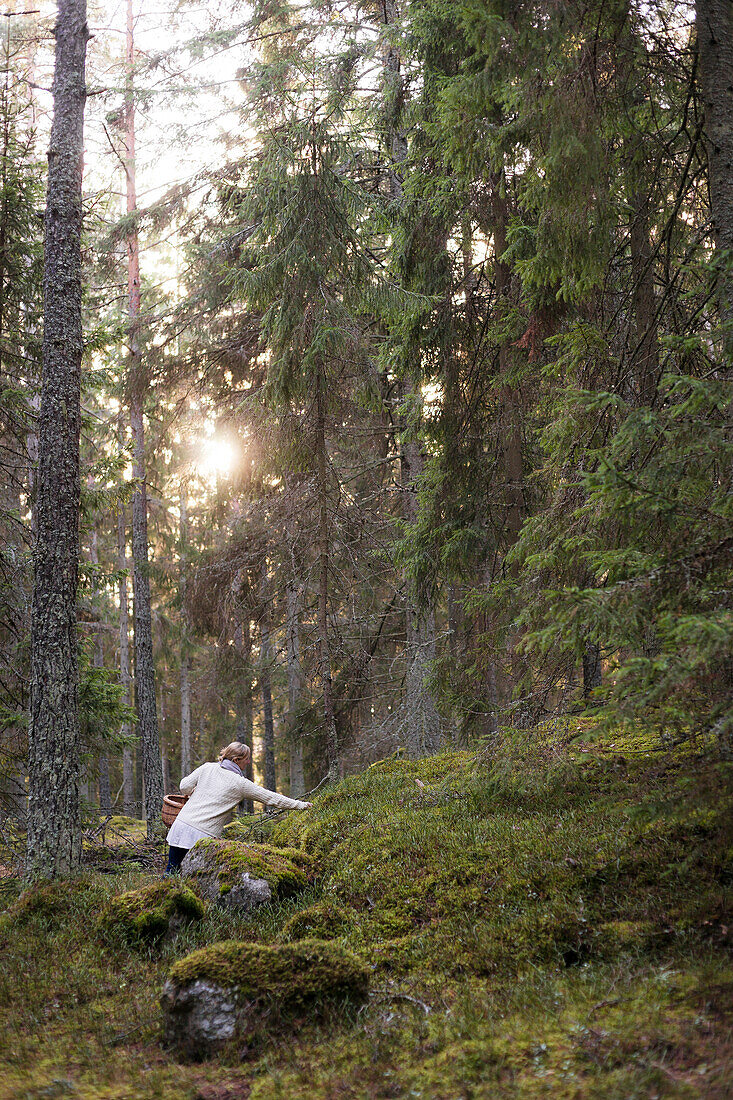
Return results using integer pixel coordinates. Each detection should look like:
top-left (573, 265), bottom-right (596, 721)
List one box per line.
top-left (382, 0), bottom-right (443, 759)
top-left (315, 368), bottom-right (339, 780)
top-left (259, 561), bottom-right (277, 792)
top-left (125, 0), bottom-right (163, 837)
top-left (235, 619), bottom-right (254, 813)
top-left (116, 452), bottom-right (135, 816)
top-left (696, 0), bottom-right (733, 328)
top-left (26, 0), bottom-right (89, 880)
top-left (286, 536), bottom-right (305, 797)
top-left (179, 489), bottom-right (192, 777)
top-left (491, 175), bottom-right (525, 544)
top-left (401, 428), bottom-right (443, 758)
top-left (161, 750), bottom-right (171, 795)
top-left (89, 524), bottom-right (111, 814)
top-left (629, 189), bottom-right (660, 405)
top-left (582, 640), bottom-right (602, 702)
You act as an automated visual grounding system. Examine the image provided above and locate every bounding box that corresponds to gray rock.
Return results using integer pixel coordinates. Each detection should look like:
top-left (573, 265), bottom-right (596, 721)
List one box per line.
top-left (160, 978), bottom-right (241, 1059)
top-left (180, 841), bottom-right (272, 913)
top-left (161, 940), bottom-right (370, 1060)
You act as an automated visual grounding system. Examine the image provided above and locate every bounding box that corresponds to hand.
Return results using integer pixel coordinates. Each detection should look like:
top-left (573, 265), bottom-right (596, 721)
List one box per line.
top-left (303, 801), bottom-right (313, 808)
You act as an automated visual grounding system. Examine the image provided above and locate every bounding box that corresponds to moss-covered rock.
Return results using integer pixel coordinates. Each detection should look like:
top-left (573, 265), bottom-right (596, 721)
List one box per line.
top-left (1, 876), bottom-right (107, 931)
top-left (281, 902), bottom-right (351, 942)
top-left (161, 938), bottom-right (369, 1058)
top-left (97, 879), bottom-right (206, 945)
top-left (181, 839), bottom-right (308, 912)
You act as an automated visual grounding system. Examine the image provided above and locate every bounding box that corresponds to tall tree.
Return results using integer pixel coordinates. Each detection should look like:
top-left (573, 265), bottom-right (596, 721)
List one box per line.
top-left (696, 0), bottom-right (733, 329)
top-left (258, 561), bottom-right (277, 792)
top-left (117, 436), bottom-right (135, 814)
top-left (179, 486), bottom-right (192, 777)
top-left (285, 508), bottom-right (305, 796)
top-left (382, 0), bottom-right (443, 757)
top-left (26, 0), bottom-right (89, 879)
top-left (124, 0), bottom-right (163, 836)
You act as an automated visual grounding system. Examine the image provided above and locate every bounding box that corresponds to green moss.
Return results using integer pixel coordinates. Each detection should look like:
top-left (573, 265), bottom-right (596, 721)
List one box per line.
top-left (3, 877), bottom-right (108, 928)
top-left (281, 902), bottom-right (351, 942)
top-left (168, 938), bottom-right (369, 1008)
top-left (97, 880), bottom-right (206, 945)
top-left (594, 920), bottom-right (659, 957)
top-left (1, 729), bottom-right (732, 1097)
top-left (269, 731), bottom-right (733, 983)
top-left (191, 839), bottom-right (308, 900)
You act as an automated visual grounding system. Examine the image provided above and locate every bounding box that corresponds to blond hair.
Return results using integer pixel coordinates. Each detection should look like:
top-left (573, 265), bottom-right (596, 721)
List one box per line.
top-left (218, 741), bottom-right (251, 766)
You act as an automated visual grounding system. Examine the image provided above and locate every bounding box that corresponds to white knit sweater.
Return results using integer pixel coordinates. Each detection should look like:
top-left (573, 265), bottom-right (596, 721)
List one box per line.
top-left (175, 762), bottom-right (310, 838)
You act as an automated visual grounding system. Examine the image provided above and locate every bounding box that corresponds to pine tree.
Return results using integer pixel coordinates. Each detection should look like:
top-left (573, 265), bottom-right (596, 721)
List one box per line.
top-left (26, 0), bottom-right (89, 879)
top-left (123, 0), bottom-right (164, 835)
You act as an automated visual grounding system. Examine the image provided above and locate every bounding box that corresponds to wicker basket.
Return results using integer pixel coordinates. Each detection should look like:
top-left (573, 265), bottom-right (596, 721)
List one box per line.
top-left (162, 793), bottom-right (189, 827)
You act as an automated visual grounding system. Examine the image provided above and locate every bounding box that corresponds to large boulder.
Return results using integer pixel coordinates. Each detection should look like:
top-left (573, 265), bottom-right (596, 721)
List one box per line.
top-left (97, 880), bottom-right (206, 946)
top-left (180, 839), bottom-right (308, 913)
top-left (161, 938), bottom-right (369, 1059)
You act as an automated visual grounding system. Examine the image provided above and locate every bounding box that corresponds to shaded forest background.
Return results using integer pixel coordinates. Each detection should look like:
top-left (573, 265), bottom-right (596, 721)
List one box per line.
top-left (0, 0), bottom-right (731, 845)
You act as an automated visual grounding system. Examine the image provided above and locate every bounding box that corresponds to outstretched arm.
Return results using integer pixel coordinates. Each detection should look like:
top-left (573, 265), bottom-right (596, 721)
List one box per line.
top-left (239, 778), bottom-right (311, 811)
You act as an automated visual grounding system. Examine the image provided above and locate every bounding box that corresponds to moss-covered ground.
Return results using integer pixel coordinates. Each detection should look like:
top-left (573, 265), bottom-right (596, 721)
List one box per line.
top-left (0, 722), bottom-right (731, 1098)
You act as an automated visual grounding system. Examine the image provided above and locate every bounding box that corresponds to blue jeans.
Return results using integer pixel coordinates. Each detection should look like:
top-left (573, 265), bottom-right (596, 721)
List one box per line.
top-left (165, 845), bottom-right (189, 874)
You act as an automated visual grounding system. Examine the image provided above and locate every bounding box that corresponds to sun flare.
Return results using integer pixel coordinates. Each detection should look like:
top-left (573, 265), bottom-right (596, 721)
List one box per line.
top-left (198, 437), bottom-right (236, 479)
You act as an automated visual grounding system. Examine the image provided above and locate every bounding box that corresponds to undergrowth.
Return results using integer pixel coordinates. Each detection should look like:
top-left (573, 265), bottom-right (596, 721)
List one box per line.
top-left (0, 722), bottom-right (731, 1098)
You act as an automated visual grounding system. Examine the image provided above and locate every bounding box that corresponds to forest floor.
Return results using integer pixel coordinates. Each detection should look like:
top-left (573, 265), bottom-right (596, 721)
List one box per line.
top-left (0, 721), bottom-right (732, 1099)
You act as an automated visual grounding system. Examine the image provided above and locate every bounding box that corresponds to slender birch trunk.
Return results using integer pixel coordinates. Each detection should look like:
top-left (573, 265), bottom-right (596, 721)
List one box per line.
top-left (26, 0), bottom-right (89, 879)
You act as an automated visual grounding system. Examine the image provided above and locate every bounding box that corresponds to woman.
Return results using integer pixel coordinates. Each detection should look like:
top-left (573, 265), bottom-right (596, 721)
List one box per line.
top-left (165, 741), bottom-right (312, 874)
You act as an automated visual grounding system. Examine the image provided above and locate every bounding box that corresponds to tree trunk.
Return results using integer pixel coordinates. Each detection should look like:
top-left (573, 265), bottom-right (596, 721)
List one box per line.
top-left (161, 751), bottom-right (171, 795)
top-left (401, 429), bottom-right (443, 758)
top-left (491, 175), bottom-right (525, 544)
top-left (130, 398), bottom-right (163, 835)
top-left (382, 0), bottom-right (443, 760)
top-left (286, 547), bottom-right (305, 797)
top-left (180, 655), bottom-right (191, 774)
top-left (696, 0), bottom-right (733, 328)
top-left (26, 0), bottom-right (89, 880)
top-left (236, 695), bottom-right (254, 813)
top-left (629, 185), bottom-right (660, 406)
top-left (235, 620), bottom-right (254, 813)
top-left (125, 0), bottom-right (163, 838)
top-left (582, 641), bottom-right (602, 701)
top-left (315, 368), bottom-right (339, 780)
top-left (89, 525), bottom-right (111, 814)
top-left (116, 455), bottom-right (135, 816)
top-left (179, 489), bottom-right (192, 777)
top-left (259, 562), bottom-right (277, 792)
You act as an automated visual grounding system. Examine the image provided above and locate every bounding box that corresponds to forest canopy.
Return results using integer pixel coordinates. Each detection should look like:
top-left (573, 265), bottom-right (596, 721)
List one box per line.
top-left (0, 0), bottom-right (731, 866)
